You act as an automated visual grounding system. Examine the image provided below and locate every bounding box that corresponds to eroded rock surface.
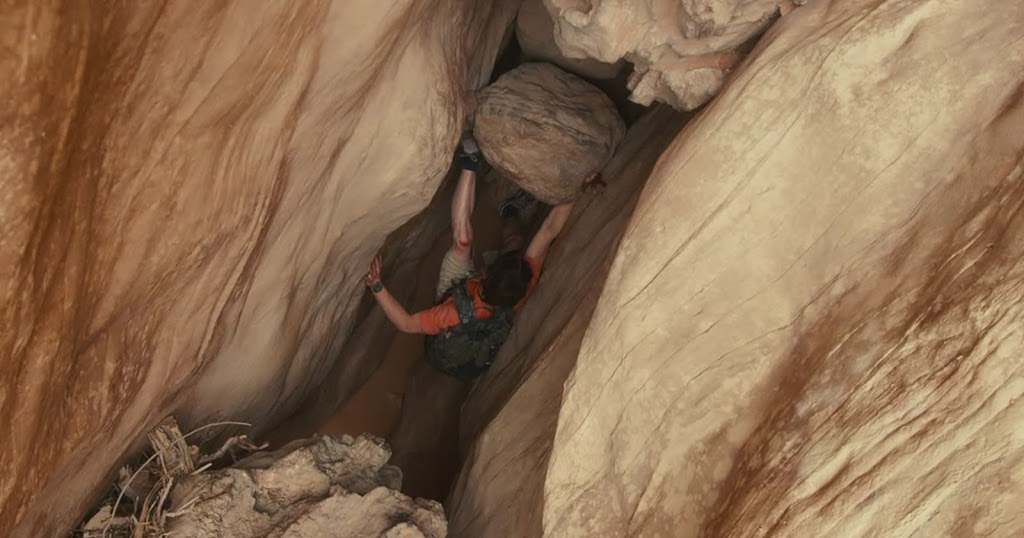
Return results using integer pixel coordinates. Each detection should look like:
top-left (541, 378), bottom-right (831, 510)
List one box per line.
top-left (544, 0), bottom-right (796, 109)
top-left (516, 0), bottom-right (623, 80)
top-left (166, 434), bottom-right (446, 538)
top-left (0, 1), bottom-right (518, 536)
top-left (8, 0), bottom-right (1024, 536)
top-left (539, 0), bottom-right (1024, 536)
top-left (474, 63), bottom-right (626, 204)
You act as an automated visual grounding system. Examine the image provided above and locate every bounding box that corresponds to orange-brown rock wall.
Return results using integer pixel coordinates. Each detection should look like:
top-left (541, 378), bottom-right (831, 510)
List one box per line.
top-left (0, 1), bottom-right (519, 535)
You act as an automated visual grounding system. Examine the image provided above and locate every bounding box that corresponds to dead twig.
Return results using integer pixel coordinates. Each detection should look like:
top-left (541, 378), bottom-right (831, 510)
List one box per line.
top-left (197, 434), bottom-right (268, 467)
top-left (103, 420), bottom-right (252, 538)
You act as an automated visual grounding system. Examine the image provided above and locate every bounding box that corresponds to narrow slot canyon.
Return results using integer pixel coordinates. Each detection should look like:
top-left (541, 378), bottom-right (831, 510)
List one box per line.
top-left (4, 1), bottom-right (1024, 537)
top-left (263, 35), bottom-right (665, 506)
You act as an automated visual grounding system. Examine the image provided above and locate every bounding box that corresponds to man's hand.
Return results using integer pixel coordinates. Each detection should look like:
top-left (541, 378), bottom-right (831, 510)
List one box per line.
top-left (362, 253), bottom-right (424, 334)
top-left (581, 171), bottom-right (606, 194)
top-left (363, 254), bottom-right (383, 289)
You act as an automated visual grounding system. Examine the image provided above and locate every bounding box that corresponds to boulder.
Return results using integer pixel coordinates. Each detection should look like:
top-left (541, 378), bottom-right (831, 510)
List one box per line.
top-left (474, 62), bottom-right (626, 204)
top-left (542, 0), bottom-right (799, 109)
top-left (165, 434), bottom-right (446, 538)
top-left (516, 0), bottom-right (623, 80)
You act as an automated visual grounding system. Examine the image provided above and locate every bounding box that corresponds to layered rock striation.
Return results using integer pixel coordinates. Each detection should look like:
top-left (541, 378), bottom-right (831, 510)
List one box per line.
top-left (0, 1), bottom-right (519, 535)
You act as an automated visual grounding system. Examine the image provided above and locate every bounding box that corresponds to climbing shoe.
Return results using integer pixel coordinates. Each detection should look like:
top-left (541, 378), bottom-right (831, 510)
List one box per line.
top-left (499, 188), bottom-right (536, 219)
top-left (459, 130), bottom-right (481, 171)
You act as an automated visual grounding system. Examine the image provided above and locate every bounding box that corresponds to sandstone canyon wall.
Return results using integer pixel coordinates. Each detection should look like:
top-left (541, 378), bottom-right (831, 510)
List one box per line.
top-left (532, 0), bottom-right (1024, 536)
top-left (5, 0), bottom-right (1024, 536)
top-left (0, 1), bottom-right (518, 536)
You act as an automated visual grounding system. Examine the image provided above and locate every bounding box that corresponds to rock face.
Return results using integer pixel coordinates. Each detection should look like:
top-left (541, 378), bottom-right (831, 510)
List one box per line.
top-left (516, 0), bottom-right (623, 80)
top-left (540, 0), bottom-right (1024, 536)
top-left (7, 0), bottom-right (1024, 537)
top-left (543, 0), bottom-right (796, 109)
top-left (474, 63), bottom-right (626, 204)
top-left (0, 1), bottom-right (519, 536)
top-left (447, 0), bottom-right (1024, 536)
top-left (279, 171), bottom-right (467, 442)
top-left (166, 435), bottom-right (446, 538)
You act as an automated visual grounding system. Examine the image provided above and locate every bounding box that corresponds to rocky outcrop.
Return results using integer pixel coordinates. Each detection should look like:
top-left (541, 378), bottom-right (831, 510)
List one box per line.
top-left (516, 0), bottom-right (623, 80)
top-left (474, 63), bottom-right (626, 204)
top-left (537, 0), bottom-right (1024, 536)
top-left (543, 0), bottom-right (797, 109)
top-left (165, 435), bottom-right (445, 538)
top-left (0, 1), bottom-right (519, 536)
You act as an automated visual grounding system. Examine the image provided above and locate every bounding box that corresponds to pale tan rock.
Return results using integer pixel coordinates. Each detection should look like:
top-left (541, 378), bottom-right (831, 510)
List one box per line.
top-left (381, 523), bottom-right (429, 538)
top-left (540, 0), bottom-right (1024, 536)
top-left (0, 1), bottom-right (518, 536)
top-left (474, 63), bottom-right (626, 205)
top-left (279, 488), bottom-right (446, 538)
top-left (544, 0), bottom-right (792, 109)
top-left (517, 0), bottom-right (623, 80)
top-left (166, 435), bottom-right (446, 538)
top-left (284, 171), bottom-right (467, 440)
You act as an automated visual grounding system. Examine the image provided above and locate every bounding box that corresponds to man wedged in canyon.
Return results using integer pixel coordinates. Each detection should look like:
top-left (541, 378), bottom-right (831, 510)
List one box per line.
top-left (363, 133), bottom-right (580, 380)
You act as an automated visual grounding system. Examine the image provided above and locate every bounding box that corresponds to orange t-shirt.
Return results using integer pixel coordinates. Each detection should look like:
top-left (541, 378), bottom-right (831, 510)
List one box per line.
top-left (417, 256), bottom-right (542, 335)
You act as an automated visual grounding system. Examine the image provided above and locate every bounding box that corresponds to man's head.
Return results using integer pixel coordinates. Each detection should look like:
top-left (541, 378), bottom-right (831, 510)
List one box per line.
top-left (481, 251), bottom-right (533, 307)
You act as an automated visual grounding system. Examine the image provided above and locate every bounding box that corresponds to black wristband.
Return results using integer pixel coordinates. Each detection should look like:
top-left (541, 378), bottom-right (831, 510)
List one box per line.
top-left (371, 281), bottom-right (384, 293)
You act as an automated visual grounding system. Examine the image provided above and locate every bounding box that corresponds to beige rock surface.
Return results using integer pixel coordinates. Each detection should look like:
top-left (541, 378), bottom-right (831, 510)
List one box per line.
top-left (540, 0), bottom-right (1024, 536)
top-left (516, 0), bottom-right (623, 80)
top-left (474, 62), bottom-right (626, 204)
top-left (166, 434), bottom-right (446, 538)
top-left (6, 0), bottom-right (1024, 536)
top-left (0, 1), bottom-right (519, 536)
top-left (543, 0), bottom-right (794, 109)
top-left (278, 173), bottom-right (465, 441)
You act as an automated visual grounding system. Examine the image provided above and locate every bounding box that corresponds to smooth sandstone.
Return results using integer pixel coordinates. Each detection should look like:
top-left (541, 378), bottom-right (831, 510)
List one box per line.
top-left (0, 1), bottom-right (518, 536)
top-left (542, 0), bottom-right (1024, 536)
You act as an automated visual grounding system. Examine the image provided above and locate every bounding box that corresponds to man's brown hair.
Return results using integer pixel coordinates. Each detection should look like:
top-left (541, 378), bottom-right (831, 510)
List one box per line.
top-left (480, 251), bottom-right (533, 307)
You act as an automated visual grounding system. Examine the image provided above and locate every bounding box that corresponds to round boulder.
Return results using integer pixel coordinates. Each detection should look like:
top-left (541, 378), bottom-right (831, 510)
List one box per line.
top-left (473, 62), bottom-right (626, 205)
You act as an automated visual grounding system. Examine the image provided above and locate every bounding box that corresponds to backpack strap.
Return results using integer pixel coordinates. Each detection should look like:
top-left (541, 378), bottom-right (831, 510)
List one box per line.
top-left (491, 304), bottom-right (512, 322)
top-left (450, 281), bottom-right (478, 325)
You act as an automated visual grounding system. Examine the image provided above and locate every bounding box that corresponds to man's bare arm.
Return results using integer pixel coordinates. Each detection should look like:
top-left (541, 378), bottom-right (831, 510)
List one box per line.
top-left (450, 168), bottom-right (476, 261)
top-left (373, 286), bottom-right (424, 333)
top-left (364, 254), bottom-right (424, 334)
top-left (525, 201), bottom-right (575, 265)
